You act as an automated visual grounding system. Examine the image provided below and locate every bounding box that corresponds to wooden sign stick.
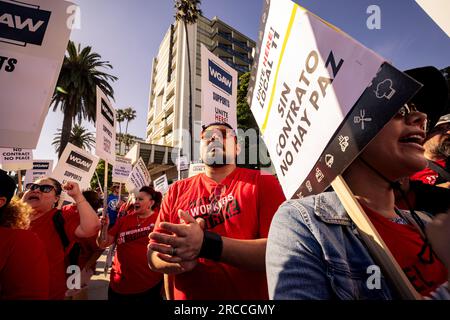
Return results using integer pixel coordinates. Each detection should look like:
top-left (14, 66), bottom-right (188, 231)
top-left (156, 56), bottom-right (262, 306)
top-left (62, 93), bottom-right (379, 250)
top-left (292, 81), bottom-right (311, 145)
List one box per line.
top-left (99, 161), bottom-right (109, 242)
top-left (331, 175), bottom-right (421, 300)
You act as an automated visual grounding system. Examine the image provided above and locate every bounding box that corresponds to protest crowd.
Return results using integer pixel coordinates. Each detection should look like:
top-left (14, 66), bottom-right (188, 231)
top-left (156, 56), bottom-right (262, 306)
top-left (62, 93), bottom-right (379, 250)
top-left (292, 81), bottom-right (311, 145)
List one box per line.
top-left (1, 0), bottom-right (450, 303)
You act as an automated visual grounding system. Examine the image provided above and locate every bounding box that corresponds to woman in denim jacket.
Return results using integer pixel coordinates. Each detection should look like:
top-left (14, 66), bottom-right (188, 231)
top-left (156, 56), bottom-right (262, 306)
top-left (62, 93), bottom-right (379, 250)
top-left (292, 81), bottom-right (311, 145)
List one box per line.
top-left (266, 67), bottom-right (450, 300)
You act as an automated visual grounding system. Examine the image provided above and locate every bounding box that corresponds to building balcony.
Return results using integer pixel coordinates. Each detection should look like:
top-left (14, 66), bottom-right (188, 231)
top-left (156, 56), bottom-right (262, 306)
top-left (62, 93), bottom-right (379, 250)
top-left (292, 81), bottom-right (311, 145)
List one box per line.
top-left (166, 112), bottom-right (174, 125)
top-left (153, 124), bottom-right (164, 139)
top-left (166, 78), bottom-right (176, 96)
top-left (218, 31), bottom-right (232, 41)
top-left (165, 92), bottom-right (176, 108)
top-left (233, 39), bottom-right (251, 51)
top-left (234, 52), bottom-right (251, 64)
top-left (154, 109), bottom-right (166, 124)
top-left (217, 43), bottom-right (234, 55)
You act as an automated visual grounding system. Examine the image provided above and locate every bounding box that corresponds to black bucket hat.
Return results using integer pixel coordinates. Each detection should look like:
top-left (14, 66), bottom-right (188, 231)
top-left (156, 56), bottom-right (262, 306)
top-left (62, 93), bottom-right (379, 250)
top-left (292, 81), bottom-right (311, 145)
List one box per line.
top-left (404, 66), bottom-right (448, 129)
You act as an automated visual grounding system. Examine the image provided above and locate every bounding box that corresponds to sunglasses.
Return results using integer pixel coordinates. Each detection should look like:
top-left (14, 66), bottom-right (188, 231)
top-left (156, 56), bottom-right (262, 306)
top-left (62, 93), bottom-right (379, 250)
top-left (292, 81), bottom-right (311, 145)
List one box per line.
top-left (25, 183), bottom-right (56, 193)
top-left (397, 103), bottom-right (428, 131)
top-left (397, 104), bottom-right (419, 117)
top-left (201, 128), bottom-right (236, 141)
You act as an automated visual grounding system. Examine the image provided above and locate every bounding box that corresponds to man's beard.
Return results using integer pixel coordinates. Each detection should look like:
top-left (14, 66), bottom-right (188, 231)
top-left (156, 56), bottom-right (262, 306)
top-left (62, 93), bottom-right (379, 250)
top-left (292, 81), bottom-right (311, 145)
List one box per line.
top-left (203, 143), bottom-right (233, 168)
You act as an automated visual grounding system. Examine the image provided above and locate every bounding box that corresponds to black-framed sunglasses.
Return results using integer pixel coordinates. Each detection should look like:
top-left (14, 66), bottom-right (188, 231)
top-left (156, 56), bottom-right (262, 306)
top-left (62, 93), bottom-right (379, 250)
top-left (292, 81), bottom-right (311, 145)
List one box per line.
top-left (201, 128), bottom-right (236, 141)
top-left (397, 104), bottom-right (419, 117)
top-left (25, 183), bottom-right (56, 193)
top-left (397, 103), bottom-right (428, 131)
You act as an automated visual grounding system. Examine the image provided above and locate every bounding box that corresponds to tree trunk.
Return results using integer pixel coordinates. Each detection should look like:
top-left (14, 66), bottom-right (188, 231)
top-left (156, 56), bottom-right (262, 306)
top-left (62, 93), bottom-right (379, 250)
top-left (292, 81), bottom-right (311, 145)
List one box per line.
top-left (118, 121), bottom-right (122, 155)
top-left (59, 102), bottom-right (74, 159)
top-left (184, 21), bottom-right (194, 161)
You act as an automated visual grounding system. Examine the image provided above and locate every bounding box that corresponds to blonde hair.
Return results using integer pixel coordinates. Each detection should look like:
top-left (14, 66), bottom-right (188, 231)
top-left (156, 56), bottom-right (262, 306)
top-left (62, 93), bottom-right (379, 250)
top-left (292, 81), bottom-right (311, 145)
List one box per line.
top-left (0, 197), bottom-right (33, 229)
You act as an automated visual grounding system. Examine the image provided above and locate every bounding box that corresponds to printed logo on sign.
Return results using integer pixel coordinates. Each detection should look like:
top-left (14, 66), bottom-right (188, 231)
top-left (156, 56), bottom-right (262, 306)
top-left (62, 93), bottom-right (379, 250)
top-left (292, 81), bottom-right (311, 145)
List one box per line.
top-left (67, 151), bottom-right (93, 173)
top-left (33, 162), bottom-right (49, 170)
top-left (0, 1), bottom-right (51, 46)
top-left (101, 99), bottom-right (114, 127)
top-left (208, 60), bottom-right (232, 95)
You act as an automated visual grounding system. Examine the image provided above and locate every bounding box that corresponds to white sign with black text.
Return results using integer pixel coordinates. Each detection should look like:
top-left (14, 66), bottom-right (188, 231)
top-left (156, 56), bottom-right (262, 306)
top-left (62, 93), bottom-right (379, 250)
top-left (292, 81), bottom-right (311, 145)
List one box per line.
top-left (24, 160), bottom-right (53, 185)
top-left (0, 148), bottom-right (33, 171)
top-left (52, 143), bottom-right (99, 192)
top-left (112, 155), bottom-right (132, 183)
top-left (176, 155), bottom-right (189, 171)
top-left (153, 174), bottom-right (169, 195)
top-left (95, 86), bottom-right (116, 164)
top-left (201, 44), bottom-right (238, 129)
top-left (0, 0), bottom-right (74, 149)
top-left (188, 162), bottom-right (206, 178)
top-left (125, 157), bottom-right (151, 195)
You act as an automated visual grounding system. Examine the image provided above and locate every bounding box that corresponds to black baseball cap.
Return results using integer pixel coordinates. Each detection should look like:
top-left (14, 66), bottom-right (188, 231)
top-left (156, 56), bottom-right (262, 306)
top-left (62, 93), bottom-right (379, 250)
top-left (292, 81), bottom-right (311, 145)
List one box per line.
top-left (0, 169), bottom-right (16, 206)
top-left (404, 66), bottom-right (448, 129)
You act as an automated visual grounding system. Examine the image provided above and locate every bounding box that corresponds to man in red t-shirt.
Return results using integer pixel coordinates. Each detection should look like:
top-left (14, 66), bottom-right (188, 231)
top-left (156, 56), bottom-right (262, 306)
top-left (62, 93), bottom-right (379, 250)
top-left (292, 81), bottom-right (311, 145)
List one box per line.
top-left (147, 122), bottom-right (286, 300)
top-left (411, 114), bottom-right (450, 186)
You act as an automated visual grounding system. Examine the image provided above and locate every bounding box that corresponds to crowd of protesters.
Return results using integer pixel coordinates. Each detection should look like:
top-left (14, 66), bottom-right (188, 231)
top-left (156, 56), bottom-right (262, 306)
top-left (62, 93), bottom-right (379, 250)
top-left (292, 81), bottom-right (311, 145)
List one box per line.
top-left (1, 65), bottom-right (450, 301)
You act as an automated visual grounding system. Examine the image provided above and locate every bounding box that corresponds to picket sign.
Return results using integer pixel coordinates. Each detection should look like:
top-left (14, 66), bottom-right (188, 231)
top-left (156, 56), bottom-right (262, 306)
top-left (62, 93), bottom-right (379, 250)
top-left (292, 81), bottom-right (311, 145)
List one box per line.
top-left (331, 175), bottom-right (421, 300)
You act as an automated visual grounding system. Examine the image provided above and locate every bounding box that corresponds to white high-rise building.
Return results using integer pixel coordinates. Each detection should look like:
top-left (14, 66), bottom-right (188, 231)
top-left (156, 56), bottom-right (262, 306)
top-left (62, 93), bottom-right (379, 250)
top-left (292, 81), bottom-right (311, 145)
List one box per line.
top-left (146, 15), bottom-right (255, 162)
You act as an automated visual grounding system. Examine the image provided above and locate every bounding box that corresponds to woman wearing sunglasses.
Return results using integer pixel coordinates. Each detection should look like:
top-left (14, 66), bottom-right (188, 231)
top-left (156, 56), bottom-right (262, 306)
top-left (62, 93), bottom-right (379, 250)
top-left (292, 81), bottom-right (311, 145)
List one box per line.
top-left (266, 67), bottom-right (450, 299)
top-left (22, 178), bottom-right (100, 300)
top-left (1, 170), bottom-right (49, 300)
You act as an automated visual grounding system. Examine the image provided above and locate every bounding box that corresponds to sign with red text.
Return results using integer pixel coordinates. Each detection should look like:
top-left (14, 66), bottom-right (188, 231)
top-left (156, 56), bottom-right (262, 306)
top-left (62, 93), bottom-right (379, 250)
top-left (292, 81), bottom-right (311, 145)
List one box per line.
top-left (201, 44), bottom-right (238, 129)
top-left (248, 0), bottom-right (385, 199)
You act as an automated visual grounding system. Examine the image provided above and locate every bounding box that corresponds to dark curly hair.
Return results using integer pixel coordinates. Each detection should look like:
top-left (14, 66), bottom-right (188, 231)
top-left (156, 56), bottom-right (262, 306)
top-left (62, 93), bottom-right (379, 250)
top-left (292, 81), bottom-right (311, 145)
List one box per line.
top-left (139, 186), bottom-right (162, 210)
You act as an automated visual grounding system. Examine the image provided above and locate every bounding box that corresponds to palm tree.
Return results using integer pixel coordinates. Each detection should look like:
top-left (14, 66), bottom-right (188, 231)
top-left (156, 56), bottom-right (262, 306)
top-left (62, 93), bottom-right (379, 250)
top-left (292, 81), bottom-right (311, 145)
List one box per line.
top-left (123, 107), bottom-right (137, 135)
top-left (51, 41), bottom-right (118, 158)
top-left (116, 109), bottom-right (126, 154)
top-left (174, 0), bottom-right (202, 159)
top-left (52, 124), bottom-right (96, 154)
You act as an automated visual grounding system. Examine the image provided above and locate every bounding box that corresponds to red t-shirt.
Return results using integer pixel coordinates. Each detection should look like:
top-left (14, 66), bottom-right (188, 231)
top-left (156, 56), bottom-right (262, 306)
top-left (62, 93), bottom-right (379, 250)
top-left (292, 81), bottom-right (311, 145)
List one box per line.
top-left (153, 167), bottom-right (286, 300)
top-left (29, 207), bottom-right (80, 300)
top-left (0, 227), bottom-right (49, 300)
top-left (76, 235), bottom-right (102, 271)
top-left (410, 159), bottom-right (446, 185)
top-left (364, 206), bottom-right (448, 297)
top-left (108, 212), bottom-right (162, 295)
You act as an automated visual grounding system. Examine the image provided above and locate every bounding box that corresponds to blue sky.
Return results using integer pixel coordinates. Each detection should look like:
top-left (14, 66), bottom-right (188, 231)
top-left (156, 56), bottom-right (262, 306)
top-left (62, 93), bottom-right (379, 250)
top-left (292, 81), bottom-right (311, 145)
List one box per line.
top-left (34, 0), bottom-right (450, 165)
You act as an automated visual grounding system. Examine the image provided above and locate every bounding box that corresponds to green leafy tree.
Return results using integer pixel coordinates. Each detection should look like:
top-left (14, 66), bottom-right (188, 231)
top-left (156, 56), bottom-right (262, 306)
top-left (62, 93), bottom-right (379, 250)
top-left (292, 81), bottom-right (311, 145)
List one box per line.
top-left (51, 41), bottom-right (117, 158)
top-left (237, 72), bottom-right (258, 131)
top-left (52, 124), bottom-right (95, 154)
top-left (90, 159), bottom-right (113, 191)
top-left (174, 0), bottom-right (202, 159)
top-left (236, 72), bottom-right (271, 169)
top-left (123, 107), bottom-right (137, 135)
top-left (116, 109), bottom-right (126, 154)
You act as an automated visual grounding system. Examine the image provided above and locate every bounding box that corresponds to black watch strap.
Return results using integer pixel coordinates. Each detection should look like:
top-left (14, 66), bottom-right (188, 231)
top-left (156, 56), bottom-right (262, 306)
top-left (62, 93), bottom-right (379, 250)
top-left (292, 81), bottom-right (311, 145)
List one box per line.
top-left (199, 231), bottom-right (223, 261)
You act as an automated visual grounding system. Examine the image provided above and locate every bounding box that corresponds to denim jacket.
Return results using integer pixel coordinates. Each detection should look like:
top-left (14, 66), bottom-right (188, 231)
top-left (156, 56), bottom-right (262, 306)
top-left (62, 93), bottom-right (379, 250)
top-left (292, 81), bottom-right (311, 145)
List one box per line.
top-left (266, 191), bottom-right (395, 300)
